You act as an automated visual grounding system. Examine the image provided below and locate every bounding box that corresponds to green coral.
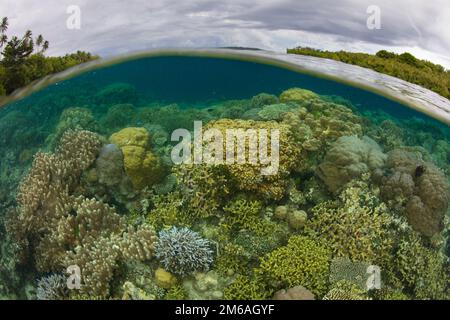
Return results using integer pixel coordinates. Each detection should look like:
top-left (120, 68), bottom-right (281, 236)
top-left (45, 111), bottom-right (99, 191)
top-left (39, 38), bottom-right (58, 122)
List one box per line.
top-left (165, 284), bottom-right (187, 300)
top-left (110, 127), bottom-right (166, 189)
top-left (223, 275), bottom-right (270, 300)
top-left (305, 179), bottom-right (396, 266)
top-left (258, 235), bottom-right (331, 297)
top-left (204, 119), bottom-right (302, 200)
top-left (323, 280), bottom-right (369, 300)
top-left (393, 232), bottom-right (448, 300)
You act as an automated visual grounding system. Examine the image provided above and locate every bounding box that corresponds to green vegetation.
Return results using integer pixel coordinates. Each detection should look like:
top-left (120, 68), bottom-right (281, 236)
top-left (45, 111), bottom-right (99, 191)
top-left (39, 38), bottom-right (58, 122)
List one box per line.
top-left (0, 17), bottom-right (98, 96)
top-left (287, 47), bottom-right (450, 100)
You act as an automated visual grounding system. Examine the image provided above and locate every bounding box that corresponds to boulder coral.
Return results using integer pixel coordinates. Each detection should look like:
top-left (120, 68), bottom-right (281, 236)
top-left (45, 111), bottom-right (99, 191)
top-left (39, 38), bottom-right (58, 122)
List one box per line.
top-left (379, 149), bottom-right (449, 237)
top-left (110, 127), bottom-right (166, 189)
top-left (317, 135), bottom-right (387, 193)
top-left (279, 88), bottom-right (319, 103)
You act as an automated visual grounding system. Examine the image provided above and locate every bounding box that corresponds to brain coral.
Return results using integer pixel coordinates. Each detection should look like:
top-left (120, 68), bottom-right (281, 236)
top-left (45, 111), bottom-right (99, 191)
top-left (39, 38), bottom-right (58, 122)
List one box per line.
top-left (379, 149), bottom-right (449, 237)
top-left (317, 135), bottom-right (387, 193)
top-left (110, 127), bottom-right (166, 189)
top-left (258, 235), bottom-right (331, 297)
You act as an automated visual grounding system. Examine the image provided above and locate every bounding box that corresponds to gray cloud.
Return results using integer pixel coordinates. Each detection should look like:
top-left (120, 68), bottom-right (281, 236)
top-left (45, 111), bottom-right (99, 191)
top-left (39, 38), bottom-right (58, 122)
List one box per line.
top-left (1, 0), bottom-right (449, 67)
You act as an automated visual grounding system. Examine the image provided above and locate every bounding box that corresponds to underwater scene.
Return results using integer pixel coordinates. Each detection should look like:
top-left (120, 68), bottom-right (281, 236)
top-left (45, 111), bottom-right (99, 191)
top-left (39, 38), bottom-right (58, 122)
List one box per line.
top-left (0, 55), bottom-right (449, 301)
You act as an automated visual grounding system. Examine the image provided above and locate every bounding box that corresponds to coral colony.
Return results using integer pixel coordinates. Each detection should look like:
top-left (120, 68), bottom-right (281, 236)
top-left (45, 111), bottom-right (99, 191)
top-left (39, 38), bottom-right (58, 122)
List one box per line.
top-left (0, 80), bottom-right (448, 301)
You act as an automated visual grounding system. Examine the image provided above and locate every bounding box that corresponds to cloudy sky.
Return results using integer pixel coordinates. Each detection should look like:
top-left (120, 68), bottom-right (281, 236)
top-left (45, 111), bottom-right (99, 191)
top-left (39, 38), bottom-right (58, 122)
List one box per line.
top-left (1, 0), bottom-right (449, 68)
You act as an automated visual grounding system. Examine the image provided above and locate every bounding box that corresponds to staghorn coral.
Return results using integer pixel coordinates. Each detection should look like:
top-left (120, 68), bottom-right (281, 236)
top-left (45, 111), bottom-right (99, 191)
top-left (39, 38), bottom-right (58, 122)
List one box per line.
top-left (305, 178), bottom-right (397, 266)
top-left (379, 149), bottom-right (449, 237)
top-left (110, 127), bottom-right (166, 189)
top-left (317, 135), bottom-right (387, 193)
top-left (155, 227), bottom-right (214, 277)
top-left (258, 235), bottom-right (331, 297)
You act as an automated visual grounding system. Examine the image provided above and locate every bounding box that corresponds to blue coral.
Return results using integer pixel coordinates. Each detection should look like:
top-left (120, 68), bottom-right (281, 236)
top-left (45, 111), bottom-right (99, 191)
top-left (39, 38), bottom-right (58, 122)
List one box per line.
top-left (155, 227), bottom-right (214, 276)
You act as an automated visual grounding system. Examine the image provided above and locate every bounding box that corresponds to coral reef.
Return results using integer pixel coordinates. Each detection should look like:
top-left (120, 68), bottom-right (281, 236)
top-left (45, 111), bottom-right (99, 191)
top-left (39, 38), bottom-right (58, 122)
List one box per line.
top-left (279, 88), bottom-right (318, 103)
top-left (273, 286), bottom-right (315, 300)
top-left (155, 227), bottom-right (214, 277)
top-left (94, 83), bottom-right (139, 106)
top-left (182, 271), bottom-right (230, 300)
top-left (202, 119), bottom-right (302, 200)
top-left (317, 135), bottom-right (387, 193)
top-left (258, 235), bottom-right (331, 297)
top-left (7, 130), bottom-right (157, 296)
top-left (306, 178), bottom-right (397, 265)
top-left (322, 280), bottom-right (369, 300)
top-left (378, 149), bottom-right (449, 237)
top-left (110, 127), bottom-right (166, 189)
top-left (36, 274), bottom-right (69, 300)
top-left (223, 275), bottom-right (269, 300)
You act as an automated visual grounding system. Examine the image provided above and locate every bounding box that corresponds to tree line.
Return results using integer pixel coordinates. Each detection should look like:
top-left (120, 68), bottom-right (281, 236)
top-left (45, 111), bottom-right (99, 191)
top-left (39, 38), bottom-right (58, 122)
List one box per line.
top-left (0, 17), bottom-right (98, 96)
top-left (287, 47), bottom-right (450, 100)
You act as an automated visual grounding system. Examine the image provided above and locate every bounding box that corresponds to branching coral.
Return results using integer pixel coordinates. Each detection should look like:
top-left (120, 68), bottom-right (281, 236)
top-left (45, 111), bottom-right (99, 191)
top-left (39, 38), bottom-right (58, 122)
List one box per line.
top-left (317, 135), bottom-right (387, 193)
top-left (258, 235), bottom-right (331, 297)
top-left (155, 227), bottom-right (214, 277)
top-left (48, 107), bottom-right (99, 149)
top-left (174, 164), bottom-right (231, 218)
top-left (36, 274), bottom-right (69, 300)
top-left (393, 232), bottom-right (448, 299)
top-left (223, 275), bottom-right (270, 300)
top-left (379, 149), bottom-right (449, 237)
top-left (322, 280), bottom-right (369, 300)
top-left (201, 119), bottom-right (302, 200)
top-left (7, 130), bottom-right (157, 297)
top-left (305, 178), bottom-right (396, 266)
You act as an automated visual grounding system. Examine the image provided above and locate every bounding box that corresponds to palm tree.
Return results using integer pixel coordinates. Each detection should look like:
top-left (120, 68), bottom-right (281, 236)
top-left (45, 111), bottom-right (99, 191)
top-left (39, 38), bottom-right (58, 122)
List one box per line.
top-left (42, 40), bottom-right (49, 52)
top-left (0, 17), bottom-right (8, 34)
top-left (0, 34), bottom-right (7, 49)
top-left (36, 34), bottom-right (43, 47)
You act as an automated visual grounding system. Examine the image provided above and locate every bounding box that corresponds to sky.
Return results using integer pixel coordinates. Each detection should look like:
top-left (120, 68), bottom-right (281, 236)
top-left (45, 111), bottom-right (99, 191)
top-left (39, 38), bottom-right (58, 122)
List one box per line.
top-left (1, 0), bottom-right (449, 68)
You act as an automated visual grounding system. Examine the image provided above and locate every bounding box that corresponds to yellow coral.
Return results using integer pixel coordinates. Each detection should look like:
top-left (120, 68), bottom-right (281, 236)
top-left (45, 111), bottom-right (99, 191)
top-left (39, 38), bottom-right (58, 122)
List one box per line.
top-left (279, 88), bottom-right (318, 103)
top-left (110, 127), bottom-right (165, 189)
